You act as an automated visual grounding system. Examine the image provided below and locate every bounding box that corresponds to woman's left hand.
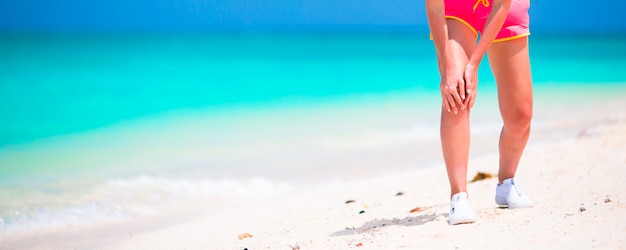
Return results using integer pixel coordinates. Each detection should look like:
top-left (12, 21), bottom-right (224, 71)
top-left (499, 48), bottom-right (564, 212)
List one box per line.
top-left (463, 63), bottom-right (478, 110)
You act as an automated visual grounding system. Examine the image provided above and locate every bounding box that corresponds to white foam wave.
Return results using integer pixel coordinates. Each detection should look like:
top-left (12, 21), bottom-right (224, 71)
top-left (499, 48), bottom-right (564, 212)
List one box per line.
top-left (0, 176), bottom-right (291, 233)
top-left (106, 175), bottom-right (291, 197)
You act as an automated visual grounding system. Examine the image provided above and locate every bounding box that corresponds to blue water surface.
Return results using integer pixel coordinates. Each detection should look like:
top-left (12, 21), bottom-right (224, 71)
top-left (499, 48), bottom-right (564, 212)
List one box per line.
top-left (0, 30), bottom-right (625, 146)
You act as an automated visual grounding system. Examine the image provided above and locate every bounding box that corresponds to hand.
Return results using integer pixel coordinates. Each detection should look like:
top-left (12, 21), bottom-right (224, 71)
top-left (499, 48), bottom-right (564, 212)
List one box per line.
top-left (463, 63), bottom-right (478, 110)
top-left (440, 70), bottom-right (466, 114)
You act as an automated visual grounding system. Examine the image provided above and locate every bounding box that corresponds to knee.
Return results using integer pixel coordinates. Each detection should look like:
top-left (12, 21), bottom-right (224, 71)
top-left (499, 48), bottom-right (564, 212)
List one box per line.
top-left (503, 105), bottom-right (532, 132)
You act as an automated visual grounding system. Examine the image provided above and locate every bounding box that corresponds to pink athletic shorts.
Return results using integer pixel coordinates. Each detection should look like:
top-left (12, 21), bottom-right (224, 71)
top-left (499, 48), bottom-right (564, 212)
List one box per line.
top-left (445, 0), bottom-right (530, 42)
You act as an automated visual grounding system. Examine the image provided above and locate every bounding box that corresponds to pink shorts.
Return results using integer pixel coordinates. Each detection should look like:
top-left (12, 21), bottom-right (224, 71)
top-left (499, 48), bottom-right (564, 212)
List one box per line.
top-left (445, 0), bottom-right (530, 42)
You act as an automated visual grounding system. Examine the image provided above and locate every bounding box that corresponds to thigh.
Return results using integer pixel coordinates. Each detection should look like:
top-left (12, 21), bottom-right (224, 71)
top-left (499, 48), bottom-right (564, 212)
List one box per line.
top-left (445, 18), bottom-right (477, 68)
top-left (439, 18), bottom-right (477, 114)
top-left (488, 37), bottom-right (533, 122)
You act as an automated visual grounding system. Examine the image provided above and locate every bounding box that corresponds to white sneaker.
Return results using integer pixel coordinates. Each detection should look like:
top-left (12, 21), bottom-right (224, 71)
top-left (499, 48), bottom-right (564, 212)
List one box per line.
top-left (495, 178), bottom-right (534, 209)
top-left (449, 192), bottom-right (476, 225)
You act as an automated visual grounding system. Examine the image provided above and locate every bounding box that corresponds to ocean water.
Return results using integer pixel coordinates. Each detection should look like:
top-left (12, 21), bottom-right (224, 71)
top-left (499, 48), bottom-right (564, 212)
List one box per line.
top-left (1, 30), bottom-right (625, 233)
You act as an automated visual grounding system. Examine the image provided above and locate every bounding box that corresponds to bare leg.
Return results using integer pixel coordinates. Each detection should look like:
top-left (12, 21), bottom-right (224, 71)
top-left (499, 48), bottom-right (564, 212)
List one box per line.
top-left (487, 37), bottom-right (533, 184)
top-left (440, 20), bottom-right (476, 198)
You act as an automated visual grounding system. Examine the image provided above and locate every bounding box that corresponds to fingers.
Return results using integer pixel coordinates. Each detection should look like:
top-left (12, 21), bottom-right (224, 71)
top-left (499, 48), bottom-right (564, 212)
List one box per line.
top-left (468, 89), bottom-right (477, 110)
top-left (440, 77), bottom-right (467, 114)
top-left (441, 91), bottom-right (456, 114)
top-left (463, 88), bottom-right (471, 107)
top-left (442, 94), bottom-right (451, 113)
top-left (463, 88), bottom-right (477, 110)
top-left (447, 94), bottom-right (459, 114)
top-left (442, 89), bottom-right (462, 114)
top-left (453, 78), bottom-right (467, 111)
top-left (452, 89), bottom-right (464, 112)
top-left (459, 77), bottom-right (466, 101)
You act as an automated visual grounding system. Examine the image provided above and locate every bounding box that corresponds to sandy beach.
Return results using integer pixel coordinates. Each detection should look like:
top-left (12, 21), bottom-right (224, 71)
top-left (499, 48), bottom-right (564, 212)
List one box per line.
top-left (2, 93), bottom-right (626, 249)
top-left (113, 113), bottom-right (626, 249)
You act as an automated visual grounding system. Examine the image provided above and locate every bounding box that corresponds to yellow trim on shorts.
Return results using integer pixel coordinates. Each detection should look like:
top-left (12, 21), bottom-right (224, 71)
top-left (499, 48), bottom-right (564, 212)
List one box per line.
top-left (493, 32), bottom-right (531, 43)
top-left (445, 16), bottom-right (479, 38)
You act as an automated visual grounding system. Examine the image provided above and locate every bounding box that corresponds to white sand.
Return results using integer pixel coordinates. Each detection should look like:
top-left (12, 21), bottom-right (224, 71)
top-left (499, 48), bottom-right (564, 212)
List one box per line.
top-left (108, 116), bottom-right (626, 249)
top-left (3, 98), bottom-right (626, 250)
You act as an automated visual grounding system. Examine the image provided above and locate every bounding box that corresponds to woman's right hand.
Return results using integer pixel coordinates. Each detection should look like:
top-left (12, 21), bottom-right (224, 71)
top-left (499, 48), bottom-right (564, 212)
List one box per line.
top-left (440, 69), bottom-right (466, 114)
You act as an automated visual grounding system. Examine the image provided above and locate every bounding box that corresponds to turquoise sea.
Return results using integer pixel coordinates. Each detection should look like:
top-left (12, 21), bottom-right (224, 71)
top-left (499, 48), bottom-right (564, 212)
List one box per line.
top-left (1, 29), bottom-right (625, 233)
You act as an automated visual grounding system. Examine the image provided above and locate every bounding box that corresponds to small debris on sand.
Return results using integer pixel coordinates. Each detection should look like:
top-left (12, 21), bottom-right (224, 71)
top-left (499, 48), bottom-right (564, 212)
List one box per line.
top-left (395, 192), bottom-right (404, 196)
top-left (470, 172), bottom-right (495, 182)
top-left (409, 207), bottom-right (424, 213)
top-left (238, 233), bottom-right (253, 240)
top-left (345, 200), bottom-right (356, 204)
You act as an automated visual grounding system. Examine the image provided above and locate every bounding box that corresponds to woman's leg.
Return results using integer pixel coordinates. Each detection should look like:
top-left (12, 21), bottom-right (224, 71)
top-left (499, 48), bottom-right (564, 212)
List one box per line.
top-left (440, 19), bottom-right (477, 198)
top-left (487, 37), bottom-right (533, 184)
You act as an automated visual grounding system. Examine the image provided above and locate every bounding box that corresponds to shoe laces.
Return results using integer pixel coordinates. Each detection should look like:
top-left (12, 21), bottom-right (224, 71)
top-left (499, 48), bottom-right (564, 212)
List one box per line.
top-left (511, 180), bottom-right (525, 197)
